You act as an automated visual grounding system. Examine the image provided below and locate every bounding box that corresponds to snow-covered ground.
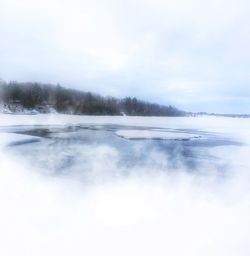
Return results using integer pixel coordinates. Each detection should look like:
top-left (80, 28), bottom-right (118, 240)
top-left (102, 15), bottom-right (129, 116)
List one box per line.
top-left (0, 114), bottom-right (250, 256)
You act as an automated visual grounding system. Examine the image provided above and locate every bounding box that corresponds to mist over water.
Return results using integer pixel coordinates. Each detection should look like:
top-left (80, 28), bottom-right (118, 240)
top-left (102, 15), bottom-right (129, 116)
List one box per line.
top-left (0, 115), bottom-right (250, 256)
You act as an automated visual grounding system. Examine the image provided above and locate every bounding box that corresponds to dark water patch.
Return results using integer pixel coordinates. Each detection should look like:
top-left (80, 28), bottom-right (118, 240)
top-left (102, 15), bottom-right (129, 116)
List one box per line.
top-left (7, 138), bottom-right (41, 147)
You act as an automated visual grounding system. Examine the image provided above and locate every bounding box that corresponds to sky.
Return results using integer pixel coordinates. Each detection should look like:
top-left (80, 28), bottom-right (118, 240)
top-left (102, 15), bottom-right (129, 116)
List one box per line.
top-left (0, 0), bottom-right (250, 113)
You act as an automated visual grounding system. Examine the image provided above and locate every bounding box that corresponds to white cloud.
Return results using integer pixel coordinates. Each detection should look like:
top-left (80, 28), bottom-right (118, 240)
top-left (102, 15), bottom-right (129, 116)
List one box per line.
top-left (0, 0), bottom-right (250, 112)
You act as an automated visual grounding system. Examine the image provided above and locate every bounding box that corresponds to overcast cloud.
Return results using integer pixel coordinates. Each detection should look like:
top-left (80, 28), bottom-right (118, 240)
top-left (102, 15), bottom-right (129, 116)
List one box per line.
top-left (0, 0), bottom-right (250, 113)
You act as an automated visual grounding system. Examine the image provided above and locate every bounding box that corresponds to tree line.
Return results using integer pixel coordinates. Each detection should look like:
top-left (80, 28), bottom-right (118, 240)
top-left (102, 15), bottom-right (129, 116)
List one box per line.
top-left (0, 81), bottom-right (186, 116)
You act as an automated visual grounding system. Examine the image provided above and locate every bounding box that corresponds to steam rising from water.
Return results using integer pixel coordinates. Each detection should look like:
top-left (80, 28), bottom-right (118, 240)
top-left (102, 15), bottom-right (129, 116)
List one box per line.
top-left (0, 115), bottom-right (249, 256)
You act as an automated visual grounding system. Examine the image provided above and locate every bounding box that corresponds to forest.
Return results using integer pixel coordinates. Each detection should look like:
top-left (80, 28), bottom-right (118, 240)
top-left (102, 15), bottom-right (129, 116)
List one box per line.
top-left (0, 81), bottom-right (186, 116)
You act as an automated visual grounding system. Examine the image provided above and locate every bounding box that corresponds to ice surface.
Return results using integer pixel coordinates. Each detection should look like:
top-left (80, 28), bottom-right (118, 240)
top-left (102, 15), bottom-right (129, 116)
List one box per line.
top-left (0, 133), bottom-right (40, 148)
top-left (0, 113), bottom-right (249, 139)
top-left (116, 129), bottom-right (201, 140)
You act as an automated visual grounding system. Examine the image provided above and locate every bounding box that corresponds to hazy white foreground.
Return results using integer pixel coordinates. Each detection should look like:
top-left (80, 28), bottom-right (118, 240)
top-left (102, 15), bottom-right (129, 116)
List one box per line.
top-left (0, 114), bottom-right (250, 256)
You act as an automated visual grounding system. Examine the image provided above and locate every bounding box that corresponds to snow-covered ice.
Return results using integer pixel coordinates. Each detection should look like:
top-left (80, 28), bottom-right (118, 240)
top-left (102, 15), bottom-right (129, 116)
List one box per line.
top-left (116, 129), bottom-right (201, 140)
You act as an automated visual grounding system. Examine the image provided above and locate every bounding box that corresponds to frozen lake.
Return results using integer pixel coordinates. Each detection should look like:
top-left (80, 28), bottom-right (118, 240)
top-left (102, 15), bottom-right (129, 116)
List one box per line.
top-left (0, 114), bottom-right (250, 256)
top-left (3, 122), bottom-right (241, 179)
